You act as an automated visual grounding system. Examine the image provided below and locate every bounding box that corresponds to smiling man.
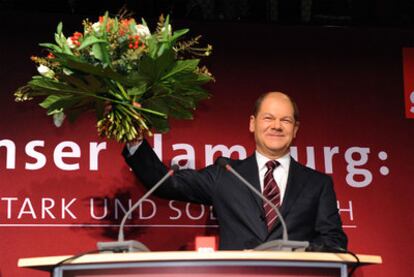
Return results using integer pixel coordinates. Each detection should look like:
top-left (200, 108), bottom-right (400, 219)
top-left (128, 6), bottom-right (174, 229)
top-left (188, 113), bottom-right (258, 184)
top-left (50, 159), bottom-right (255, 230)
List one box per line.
top-left (124, 91), bottom-right (348, 251)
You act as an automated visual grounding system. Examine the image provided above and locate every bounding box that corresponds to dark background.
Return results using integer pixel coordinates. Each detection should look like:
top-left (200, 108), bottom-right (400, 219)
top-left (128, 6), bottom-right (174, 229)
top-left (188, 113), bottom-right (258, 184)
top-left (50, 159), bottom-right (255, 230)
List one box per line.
top-left (1, 0), bottom-right (414, 28)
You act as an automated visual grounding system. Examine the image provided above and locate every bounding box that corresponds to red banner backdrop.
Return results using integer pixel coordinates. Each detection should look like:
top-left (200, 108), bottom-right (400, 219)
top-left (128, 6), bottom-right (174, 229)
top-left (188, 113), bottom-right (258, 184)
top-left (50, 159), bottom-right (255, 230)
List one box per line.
top-left (1, 11), bottom-right (413, 276)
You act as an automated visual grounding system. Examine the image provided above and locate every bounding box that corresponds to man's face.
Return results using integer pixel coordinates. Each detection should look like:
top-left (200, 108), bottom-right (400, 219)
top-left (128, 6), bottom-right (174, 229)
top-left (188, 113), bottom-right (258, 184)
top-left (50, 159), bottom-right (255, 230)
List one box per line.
top-left (249, 93), bottom-right (299, 159)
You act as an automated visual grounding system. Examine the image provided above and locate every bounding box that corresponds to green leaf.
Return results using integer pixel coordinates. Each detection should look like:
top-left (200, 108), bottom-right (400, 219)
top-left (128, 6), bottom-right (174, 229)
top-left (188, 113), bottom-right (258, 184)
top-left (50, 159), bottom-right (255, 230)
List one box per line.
top-left (185, 87), bottom-right (210, 101)
top-left (92, 43), bottom-right (110, 65)
top-left (57, 22), bottom-right (63, 35)
top-left (78, 36), bottom-right (108, 50)
top-left (113, 17), bottom-right (119, 34)
top-left (127, 84), bottom-right (147, 96)
top-left (54, 33), bottom-right (63, 48)
top-left (141, 18), bottom-right (149, 27)
top-left (171, 28), bottom-right (189, 41)
top-left (166, 95), bottom-right (196, 109)
top-left (102, 12), bottom-right (110, 40)
top-left (39, 95), bottom-right (63, 109)
top-left (145, 35), bottom-right (158, 58)
top-left (161, 59), bottom-right (199, 80)
top-left (157, 43), bottom-right (167, 57)
top-left (84, 75), bottom-right (105, 92)
top-left (53, 53), bottom-right (127, 84)
top-left (142, 97), bottom-right (170, 114)
top-left (47, 95), bottom-right (90, 114)
top-left (138, 50), bottom-right (175, 82)
top-left (39, 43), bottom-right (61, 52)
top-left (127, 72), bottom-right (151, 86)
top-left (29, 77), bottom-right (80, 94)
top-left (195, 73), bottom-right (214, 83)
top-left (58, 73), bottom-right (106, 94)
top-left (55, 34), bottom-right (72, 55)
top-left (168, 103), bottom-right (193, 119)
top-left (163, 15), bottom-right (170, 41)
top-left (145, 114), bottom-right (170, 133)
top-left (61, 75), bottom-right (92, 92)
top-left (133, 106), bottom-right (167, 118)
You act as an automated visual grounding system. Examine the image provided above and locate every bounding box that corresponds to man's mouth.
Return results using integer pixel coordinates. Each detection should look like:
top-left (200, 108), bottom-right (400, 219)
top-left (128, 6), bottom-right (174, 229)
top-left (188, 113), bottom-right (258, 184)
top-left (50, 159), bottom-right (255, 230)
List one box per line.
top-left (267, 133), bottom-right (284, 138)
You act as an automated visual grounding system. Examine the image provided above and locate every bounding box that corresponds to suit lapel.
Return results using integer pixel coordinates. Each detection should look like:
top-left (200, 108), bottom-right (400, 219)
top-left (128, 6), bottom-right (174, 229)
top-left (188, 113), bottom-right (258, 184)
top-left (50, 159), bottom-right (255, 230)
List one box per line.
top-left (236, 154), bottom-right (268, 239)
top-left (280, 158), bottom-right (307, 217)
top-left (237, 155), bottom-right (264, 214)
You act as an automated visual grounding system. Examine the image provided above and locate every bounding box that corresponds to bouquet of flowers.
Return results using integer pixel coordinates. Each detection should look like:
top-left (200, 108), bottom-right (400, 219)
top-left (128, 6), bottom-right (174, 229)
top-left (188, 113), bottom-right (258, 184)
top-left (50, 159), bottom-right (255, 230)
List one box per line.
top-left (14, 12), bottom-right (213, 142)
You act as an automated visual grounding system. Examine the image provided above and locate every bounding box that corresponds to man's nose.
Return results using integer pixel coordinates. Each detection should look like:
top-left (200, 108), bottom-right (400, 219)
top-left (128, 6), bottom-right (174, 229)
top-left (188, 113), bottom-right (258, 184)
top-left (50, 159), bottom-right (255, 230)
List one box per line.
top-left (271, 119), bottom-right (282, 129)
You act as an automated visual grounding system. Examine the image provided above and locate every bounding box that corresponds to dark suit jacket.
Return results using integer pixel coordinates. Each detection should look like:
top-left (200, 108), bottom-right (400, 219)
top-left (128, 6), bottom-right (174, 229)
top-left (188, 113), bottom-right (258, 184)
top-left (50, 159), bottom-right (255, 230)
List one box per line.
top-left (124, 140), bottom-right (347, 250)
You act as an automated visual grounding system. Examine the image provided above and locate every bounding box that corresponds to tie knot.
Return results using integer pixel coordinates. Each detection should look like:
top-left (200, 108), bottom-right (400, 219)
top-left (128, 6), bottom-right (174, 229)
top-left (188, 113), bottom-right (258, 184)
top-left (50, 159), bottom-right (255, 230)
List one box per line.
top-left (265, 160), bottom-right (279, 170)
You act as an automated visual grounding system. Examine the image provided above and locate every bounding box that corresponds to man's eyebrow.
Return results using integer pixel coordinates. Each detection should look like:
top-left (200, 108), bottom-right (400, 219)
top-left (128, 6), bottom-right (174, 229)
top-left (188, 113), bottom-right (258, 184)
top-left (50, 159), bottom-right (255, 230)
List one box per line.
top-left (261, 113), bottom-right (274, 117)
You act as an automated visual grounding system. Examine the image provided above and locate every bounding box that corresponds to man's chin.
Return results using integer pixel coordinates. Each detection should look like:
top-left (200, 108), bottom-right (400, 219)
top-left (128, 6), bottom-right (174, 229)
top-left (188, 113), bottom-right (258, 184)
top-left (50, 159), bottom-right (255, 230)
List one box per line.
top-left (264, 146), bottom-right (289, 157)
top-left (266, 143), bottom-right (287, 151)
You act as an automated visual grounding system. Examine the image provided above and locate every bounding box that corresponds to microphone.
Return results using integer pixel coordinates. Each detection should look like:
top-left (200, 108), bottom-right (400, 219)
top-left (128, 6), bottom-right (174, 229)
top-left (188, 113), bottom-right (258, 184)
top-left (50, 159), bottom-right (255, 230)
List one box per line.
top-left (217, 158), bottom-right (309, 251)
top-left (97, 164), bottom-right (179, 252)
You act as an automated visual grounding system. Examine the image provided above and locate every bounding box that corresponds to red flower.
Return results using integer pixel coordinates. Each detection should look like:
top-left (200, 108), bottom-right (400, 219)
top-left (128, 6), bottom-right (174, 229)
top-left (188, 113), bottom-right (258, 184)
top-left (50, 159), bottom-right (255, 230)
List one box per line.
top-left (73, 32), bottom-right (83, 39)
top-left (128, 35), bottom-right (141, 49)
top-left (69, 31), bottom-right (83, 47)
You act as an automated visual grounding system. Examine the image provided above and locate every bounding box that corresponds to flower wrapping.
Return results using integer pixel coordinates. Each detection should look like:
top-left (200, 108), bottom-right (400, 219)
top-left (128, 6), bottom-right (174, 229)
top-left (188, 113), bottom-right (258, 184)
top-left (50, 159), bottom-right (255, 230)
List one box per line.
top-left (15, 13), bottom-right (214, 142)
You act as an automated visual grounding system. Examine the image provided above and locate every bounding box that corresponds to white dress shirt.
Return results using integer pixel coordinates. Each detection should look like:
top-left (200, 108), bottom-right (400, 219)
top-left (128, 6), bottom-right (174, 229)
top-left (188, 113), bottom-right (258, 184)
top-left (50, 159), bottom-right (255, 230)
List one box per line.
top-left (255, 151), bottom-right (291, 204)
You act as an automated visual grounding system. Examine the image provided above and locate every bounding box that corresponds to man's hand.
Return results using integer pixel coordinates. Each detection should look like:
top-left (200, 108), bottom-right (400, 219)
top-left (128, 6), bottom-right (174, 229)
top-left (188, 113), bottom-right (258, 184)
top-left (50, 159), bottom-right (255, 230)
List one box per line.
top-left (127, 131), bottom-right (144, 147)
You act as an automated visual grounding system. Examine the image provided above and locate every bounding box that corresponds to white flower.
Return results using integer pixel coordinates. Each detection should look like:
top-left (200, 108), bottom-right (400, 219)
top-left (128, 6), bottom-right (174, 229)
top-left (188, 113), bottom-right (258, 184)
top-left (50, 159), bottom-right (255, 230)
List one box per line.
top-left (135, 24), bottom-right (151, 38)
top-left (92, 22), bottom-right (101, 33)
top-left (53, 111), bottom-right (66, 127)
top-left (84, 22), bottom-right (100, 34)
top-left (37, 65), bottom-right (55, 78)
top-left (66, 37), bottom-right (76, 49)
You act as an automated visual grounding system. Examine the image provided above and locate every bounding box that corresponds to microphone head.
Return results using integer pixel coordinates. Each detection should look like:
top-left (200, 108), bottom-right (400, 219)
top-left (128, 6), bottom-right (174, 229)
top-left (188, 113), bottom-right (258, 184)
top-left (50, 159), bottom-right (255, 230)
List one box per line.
top-left (217, 157), bottom-right (229, 168)
top-left (170, 164), bottom-right (179, 172)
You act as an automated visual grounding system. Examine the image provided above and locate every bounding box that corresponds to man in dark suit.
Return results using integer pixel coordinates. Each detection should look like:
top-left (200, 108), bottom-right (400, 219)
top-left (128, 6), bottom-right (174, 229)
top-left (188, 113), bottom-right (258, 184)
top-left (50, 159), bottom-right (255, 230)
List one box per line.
top-left (124, 92), bottom-right (347, 251)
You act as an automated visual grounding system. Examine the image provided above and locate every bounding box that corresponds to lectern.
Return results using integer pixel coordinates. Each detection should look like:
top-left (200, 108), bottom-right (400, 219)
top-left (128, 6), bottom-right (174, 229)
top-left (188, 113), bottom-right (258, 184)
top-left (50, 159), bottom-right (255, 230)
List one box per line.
top-left (18, 251), bottom-right (382, 277)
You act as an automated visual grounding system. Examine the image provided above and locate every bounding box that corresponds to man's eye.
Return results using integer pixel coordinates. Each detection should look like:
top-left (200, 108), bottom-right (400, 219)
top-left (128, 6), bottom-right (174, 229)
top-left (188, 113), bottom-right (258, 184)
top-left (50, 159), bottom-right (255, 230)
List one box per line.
top-left (281, 118), bottom-right (293, 124)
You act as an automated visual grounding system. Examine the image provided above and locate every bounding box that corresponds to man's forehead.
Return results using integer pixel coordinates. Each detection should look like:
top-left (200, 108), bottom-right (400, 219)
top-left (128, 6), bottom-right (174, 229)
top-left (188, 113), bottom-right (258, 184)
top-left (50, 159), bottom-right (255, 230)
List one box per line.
top-left (258, 111), bottom-right (294, 118)
top-left (263, 92), bottom-right (291, 103)
top-left (259, 96), bottom-right (295, 113)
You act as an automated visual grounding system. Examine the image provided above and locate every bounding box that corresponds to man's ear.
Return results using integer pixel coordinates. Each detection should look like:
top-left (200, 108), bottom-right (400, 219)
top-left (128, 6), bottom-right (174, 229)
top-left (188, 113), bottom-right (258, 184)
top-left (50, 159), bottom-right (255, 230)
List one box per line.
top-left (249, 115), bottom-right (255, 133)
top-left (293, 121), bottom-right (300, 138)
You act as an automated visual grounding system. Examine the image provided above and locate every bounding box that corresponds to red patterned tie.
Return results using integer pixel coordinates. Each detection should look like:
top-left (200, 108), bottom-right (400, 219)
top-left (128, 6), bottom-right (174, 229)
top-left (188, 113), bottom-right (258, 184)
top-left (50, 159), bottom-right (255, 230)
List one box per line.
top-left (263, 160), bottom-right (281, 231)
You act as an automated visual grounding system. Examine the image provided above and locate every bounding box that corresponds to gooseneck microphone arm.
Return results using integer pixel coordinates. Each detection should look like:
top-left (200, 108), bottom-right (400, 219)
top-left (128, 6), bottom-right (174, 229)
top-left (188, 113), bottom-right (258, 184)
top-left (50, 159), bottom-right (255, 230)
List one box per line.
top-left (97, 164), bottom-right (179, 252)
top-left (118, 165), bottom-right (179, 242)
top-left (217, 158), bottom-right (309, 251)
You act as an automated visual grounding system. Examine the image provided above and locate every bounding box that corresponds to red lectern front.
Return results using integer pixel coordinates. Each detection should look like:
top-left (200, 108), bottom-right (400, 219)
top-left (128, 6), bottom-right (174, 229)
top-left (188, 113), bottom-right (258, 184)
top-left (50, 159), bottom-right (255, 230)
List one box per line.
top-left (18, 251), bottom-right (382, 277)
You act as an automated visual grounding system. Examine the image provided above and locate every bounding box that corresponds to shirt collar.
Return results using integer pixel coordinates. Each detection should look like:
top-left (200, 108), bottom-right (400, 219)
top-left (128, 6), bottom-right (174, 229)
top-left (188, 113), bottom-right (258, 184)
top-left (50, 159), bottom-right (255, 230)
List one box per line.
top-left (255, 150), bottom-right (291, 172)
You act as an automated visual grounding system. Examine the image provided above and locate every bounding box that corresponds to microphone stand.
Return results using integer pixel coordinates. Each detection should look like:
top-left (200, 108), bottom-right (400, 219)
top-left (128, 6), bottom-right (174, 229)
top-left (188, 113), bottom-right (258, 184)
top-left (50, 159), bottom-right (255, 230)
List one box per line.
top-left (219, 158), bottom-right (309, 251)
top-left (97, 165), bottom-right (179, 252)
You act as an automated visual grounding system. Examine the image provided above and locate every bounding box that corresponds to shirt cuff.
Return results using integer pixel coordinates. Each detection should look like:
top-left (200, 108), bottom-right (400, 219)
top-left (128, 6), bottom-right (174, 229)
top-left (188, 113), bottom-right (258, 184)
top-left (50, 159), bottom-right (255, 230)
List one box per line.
top-left (126, 140), bottom-right (143, 156)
